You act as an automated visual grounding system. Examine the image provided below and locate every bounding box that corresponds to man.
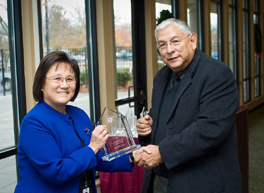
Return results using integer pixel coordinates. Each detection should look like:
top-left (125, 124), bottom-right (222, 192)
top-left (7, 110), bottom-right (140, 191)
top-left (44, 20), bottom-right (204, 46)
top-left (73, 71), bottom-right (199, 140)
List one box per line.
top-left (135, 18), bottom-right (242, 193)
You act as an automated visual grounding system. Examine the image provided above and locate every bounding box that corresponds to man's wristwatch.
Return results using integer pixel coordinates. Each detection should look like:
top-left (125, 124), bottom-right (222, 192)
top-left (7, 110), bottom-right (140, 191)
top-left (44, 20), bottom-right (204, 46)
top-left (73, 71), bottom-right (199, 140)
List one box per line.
top-left (129, 152), bottom-right (135, 162)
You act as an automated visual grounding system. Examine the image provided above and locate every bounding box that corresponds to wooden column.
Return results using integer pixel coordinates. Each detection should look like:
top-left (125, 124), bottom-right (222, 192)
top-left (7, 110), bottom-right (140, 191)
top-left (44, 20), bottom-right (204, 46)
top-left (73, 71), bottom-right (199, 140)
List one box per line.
top-left (21, 0), bottom-right (40, 111)
top-left (96, 0), bottom-right (116, 111)
top-left (222, 0), bottom-right (229, 66)
top-left (144, 0), bottom-right (158, 110)
top-left (236, 0), bottom-right (244, 105)
top-left (178, 0), bottom-right (187, 22)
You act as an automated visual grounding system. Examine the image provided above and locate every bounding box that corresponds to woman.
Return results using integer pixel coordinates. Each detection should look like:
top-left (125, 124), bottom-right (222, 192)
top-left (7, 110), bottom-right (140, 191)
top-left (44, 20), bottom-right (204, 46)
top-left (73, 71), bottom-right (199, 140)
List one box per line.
top-left (14, 51), bottom-right (142, 193)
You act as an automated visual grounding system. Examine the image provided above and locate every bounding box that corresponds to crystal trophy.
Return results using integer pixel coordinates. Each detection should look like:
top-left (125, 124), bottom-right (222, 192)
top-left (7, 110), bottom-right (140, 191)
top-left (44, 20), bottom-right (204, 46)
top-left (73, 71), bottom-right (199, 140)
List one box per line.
top-left (97, 107), bottom-right (141, 161)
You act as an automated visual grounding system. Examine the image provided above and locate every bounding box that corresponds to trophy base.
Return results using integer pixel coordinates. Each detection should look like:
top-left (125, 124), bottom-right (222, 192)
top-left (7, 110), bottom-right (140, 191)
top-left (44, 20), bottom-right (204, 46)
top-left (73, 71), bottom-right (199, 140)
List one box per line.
top-left (102, 144), bottom-right (141, 161)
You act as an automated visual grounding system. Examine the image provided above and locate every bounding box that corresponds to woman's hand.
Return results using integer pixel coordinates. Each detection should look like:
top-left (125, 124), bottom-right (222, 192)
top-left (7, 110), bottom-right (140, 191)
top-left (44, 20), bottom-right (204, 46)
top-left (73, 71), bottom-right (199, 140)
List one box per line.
top-left (88, 125), bottom-right (108, 154)
top-left (130, 146), bottom-right (152, 163)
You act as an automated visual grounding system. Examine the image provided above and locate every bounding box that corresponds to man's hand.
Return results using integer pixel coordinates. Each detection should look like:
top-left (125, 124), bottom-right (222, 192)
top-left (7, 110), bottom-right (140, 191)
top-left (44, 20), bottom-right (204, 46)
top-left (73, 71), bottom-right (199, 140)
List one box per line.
top-left (136, 115), bottom-right (153, 136)
top-left (130, 147), bottom-right (152, 163)
top-left (136, 145), bottom-right (163, 169)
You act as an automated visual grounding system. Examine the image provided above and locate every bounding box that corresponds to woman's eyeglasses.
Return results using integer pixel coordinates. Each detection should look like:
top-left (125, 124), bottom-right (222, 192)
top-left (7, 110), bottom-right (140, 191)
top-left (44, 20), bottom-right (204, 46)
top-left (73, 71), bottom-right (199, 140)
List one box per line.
top-left (46, 76), bottom-right (76, 84)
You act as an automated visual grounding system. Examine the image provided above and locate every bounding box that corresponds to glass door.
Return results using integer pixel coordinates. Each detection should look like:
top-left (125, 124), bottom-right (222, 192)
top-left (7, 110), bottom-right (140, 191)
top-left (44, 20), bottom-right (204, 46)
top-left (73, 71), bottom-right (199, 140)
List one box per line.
top-left (113, 0), bottom-right (147, 133)
top-left (40, 0), bottom-right (91, 115)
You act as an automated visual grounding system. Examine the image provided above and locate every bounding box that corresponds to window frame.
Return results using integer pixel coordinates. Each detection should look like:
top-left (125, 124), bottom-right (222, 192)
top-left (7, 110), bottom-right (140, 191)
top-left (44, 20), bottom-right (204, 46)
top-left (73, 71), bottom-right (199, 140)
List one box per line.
top-left (0, 0), bottom-right (26, 161)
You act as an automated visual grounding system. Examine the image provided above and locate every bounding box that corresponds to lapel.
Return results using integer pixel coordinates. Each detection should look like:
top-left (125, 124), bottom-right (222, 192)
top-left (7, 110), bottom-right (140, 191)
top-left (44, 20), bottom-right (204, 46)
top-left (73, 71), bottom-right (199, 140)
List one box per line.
top-left (166, 71), bottom-right (192, 123)
top-left (166, 49), bottom-right (201, 123)
top-left (150, 66), bottom-right (171, 142)
top-left (151, 66), bottom-right (171, 117)
top-left (151, 49), bottom-right (201, 140)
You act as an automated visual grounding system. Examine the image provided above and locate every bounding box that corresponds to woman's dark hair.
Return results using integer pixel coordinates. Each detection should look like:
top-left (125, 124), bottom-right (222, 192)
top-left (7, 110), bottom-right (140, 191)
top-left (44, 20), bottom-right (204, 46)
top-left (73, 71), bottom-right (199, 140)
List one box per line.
top-left (33, 51), bottom-right (80, 102)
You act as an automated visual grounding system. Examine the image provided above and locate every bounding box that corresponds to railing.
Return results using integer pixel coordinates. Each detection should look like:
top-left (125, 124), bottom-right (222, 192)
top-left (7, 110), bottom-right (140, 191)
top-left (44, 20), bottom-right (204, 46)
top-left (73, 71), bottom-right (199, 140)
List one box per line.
top-left (43, 46), bottom-right (133, 61)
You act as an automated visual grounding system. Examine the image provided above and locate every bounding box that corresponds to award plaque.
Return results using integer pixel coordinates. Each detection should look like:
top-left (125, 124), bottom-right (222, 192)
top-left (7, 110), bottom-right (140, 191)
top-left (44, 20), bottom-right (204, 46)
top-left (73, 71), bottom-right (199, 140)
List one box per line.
top-left (98, 107), bottom-right (141, 161)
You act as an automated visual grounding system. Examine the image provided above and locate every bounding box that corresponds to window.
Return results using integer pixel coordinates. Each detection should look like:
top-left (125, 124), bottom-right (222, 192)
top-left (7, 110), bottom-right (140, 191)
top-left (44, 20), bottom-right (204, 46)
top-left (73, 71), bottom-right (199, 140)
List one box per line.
top-left (210, 0), bottom-right (222, 61)
top-left (112, 0), bottom-right (149, 130)
top-left (228, 0), bottom-right (237, 80)
top-left (40, 0), bottom-right (91, 115)
top-left (187, 0), bottom-right (203, 50)
top-left (0, 155), bottom-right (17, 191)
top-left (155, 0), bottom-right (172, 70)
top-left (0, 2), bottom-right (16, 191)
top-left (243, 0), bottom-right (250, 102)
top-left (0, 0), bottom-right (26, 191)
top-left (155, 1), bottom-right (172, 22)
top-left (113, 0), bottom-right (134, 116)
top-left (0, 1), bottom-right (14, 149)
top-left (253, 0), bottom-right (260, 98)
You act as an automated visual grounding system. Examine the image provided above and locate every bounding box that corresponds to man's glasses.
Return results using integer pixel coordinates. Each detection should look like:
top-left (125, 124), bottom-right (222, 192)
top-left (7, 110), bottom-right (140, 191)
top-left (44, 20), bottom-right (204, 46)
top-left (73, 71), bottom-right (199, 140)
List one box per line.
top-left (157, 34), bottom-right (191, 50)
top-left (46, 75), bottom-right (76, 84)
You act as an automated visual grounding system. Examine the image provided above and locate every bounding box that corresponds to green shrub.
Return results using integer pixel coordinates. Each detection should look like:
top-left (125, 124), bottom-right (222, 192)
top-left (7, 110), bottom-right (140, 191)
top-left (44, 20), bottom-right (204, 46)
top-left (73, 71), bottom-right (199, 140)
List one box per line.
top-left (80, 70), bottom-right (88, 85)
top-left (158, 61), bottom-right (165, 69)
top-left (117, 69), bottom-right (132, 87)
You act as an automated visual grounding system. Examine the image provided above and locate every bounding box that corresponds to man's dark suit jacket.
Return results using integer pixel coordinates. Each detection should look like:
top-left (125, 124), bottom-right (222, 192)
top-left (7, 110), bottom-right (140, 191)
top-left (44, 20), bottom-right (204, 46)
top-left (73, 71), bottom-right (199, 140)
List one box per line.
top-left (139, 49), bottom-right (242, 193)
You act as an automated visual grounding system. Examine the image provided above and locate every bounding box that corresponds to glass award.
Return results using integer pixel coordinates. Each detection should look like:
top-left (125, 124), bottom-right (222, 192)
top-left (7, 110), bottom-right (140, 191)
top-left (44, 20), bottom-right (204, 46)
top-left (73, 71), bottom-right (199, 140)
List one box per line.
top-left (97, 107), bottom-right (141, 161)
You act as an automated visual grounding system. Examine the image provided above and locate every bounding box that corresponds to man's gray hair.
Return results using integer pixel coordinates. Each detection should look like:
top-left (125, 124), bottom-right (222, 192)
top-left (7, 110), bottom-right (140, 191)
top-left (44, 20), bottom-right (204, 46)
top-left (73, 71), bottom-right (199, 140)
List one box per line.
top-left (155, 18), bottom-right (192, 41)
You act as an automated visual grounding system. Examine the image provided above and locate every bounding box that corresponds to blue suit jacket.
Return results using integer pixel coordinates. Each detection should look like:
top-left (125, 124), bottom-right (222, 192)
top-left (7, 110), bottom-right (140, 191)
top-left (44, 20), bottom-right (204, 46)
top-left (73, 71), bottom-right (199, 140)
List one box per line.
top-left (15, 101), bottom-right (133, 193)
top-left (139, 50), bottom-right (242, 193)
